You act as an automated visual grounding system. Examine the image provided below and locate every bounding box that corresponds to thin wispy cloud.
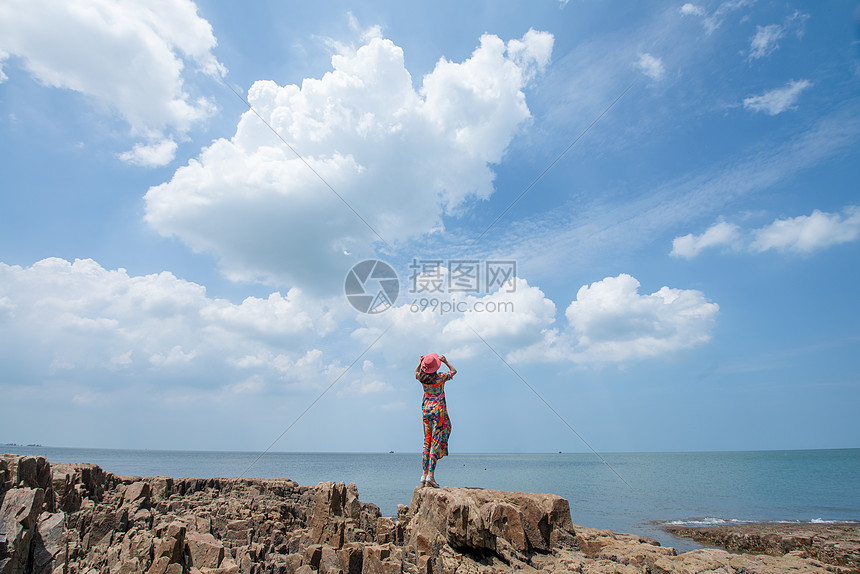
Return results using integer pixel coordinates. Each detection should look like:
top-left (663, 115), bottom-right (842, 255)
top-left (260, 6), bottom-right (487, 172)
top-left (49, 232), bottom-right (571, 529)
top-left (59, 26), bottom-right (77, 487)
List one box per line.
top-left (749, 24), bottom-right (784, 60)
top-left (538, 3), bottom-right (687, 121)
top-left (743, 79), bottom-right (812, 115)
top-left (637, 53), bottom-right (666, 81)
top-left (747, 11), bottom-right (809, 61)
top-left (680, 0), bottom-right (756, 34)
top-left (679, 4), bottom-right (705, 17)
top-left (500, 103), bottom-right (860, 275)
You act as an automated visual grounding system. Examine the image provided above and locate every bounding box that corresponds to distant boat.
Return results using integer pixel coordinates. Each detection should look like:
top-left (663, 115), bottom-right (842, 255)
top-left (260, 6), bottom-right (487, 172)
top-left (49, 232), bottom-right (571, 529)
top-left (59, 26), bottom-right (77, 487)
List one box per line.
top-left (389, 450), bottom-right (395, 453)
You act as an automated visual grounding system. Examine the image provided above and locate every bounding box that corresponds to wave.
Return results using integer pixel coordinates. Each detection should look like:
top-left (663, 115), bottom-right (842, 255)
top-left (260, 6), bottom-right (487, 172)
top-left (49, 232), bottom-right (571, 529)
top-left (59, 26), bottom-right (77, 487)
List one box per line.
top-left (662, 517), bottom-right (750, 526)
top-left (661, 517), bottom-right (860, 527)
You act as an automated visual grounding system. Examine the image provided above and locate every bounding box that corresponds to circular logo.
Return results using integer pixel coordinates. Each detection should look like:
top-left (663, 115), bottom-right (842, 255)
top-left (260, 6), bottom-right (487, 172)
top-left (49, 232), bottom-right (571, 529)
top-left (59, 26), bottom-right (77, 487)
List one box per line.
top-left (344, 259), bottom-right (399, 314)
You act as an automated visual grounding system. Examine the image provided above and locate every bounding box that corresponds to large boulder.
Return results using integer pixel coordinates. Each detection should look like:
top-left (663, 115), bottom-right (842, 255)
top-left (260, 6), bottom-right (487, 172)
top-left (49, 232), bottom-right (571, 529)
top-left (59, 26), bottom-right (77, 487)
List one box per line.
top-left (1, 456), bottom-right (52, 513)
top-left (405, 486), bottom-right (576, 563)
top-left (0, 487), bottom-right (45, 574)
top-left (31, 511), bottom-right (66, 574)
top-left (185, 531), bottom-right (225, 569)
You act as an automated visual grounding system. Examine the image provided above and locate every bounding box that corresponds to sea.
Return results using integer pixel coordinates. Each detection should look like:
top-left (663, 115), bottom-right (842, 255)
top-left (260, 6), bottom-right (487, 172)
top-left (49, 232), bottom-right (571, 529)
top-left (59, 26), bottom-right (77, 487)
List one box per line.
top-left (3, 446), bottom-right (858, 552)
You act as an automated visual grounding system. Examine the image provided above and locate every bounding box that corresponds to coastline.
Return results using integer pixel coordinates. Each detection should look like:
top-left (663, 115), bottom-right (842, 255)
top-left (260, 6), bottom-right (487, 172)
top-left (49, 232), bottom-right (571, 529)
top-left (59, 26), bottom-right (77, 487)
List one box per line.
top-left (4, 446), bottom-right (858, 544)
top-left (3, 453), bottom-right (858, 573)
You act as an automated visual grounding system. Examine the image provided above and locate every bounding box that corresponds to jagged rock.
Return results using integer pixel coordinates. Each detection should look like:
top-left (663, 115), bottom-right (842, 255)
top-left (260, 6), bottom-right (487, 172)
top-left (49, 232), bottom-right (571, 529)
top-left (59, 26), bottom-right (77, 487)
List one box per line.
top-left (146, 555), bottom-right (180, 574)
top-left (338, 543), bottom-right (364, 574)
top-left (2, 456), bottom-right (53, 515)
top-left (360, 544), bottom-right (400, 574)
top-left (154, 521), bottom-right (187, 564)
top-left (0, 486), bottom-right (45, 574)
top-left (146, 477), bottom-right (173, 502)
top-left (186, 531), bottom-right (225, 569)
top-left (31, 511), bottom-right (66, 574)
top-left (320, 544), bottom-right (343, 574)
top-left (405, 485), bottom-right (575, 563)
top-left (303, 543), bottom-right (323, 569)
top-left (199, 555), bottom-right (238, 573)
top-left (280, 552), bottom-right (304, 572)
top-left (375, 517), bottom-right (395, 545)
top-left (310, 482), bottom-right (382, 549)
top-left (0, 458), bottom-right (8, 497)
top-left (123, 481), bottom-right (152, 508)
top-left (1, 456), bottom-right (42, 490)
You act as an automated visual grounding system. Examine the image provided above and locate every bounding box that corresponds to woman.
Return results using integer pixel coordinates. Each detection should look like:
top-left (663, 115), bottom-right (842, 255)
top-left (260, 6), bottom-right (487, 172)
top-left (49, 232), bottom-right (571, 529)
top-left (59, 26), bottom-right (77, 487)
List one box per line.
top-left (415, 352), bottom-right (457, 488)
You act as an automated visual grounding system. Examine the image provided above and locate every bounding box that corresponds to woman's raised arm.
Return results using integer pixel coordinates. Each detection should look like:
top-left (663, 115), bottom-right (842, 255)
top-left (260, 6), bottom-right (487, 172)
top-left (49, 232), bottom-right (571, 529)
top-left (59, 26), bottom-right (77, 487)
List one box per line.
top-left (415, 355), bottom-right (425, 380)
top-left (440, 355), bottom-right (456, 377)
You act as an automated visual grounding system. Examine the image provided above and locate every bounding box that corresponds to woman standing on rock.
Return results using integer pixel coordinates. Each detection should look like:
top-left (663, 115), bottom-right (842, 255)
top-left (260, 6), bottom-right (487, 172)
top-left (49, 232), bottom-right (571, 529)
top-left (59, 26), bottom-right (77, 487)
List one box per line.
top-left (415, 353), bottom-right (457, 488)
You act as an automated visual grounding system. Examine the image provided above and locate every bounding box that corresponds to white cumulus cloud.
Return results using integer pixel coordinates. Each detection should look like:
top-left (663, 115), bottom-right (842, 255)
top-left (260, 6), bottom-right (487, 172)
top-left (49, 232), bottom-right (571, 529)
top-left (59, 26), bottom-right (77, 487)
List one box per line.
top-left (144, 29), bottom-right (554, 292)
top-left (359, 276), bottom-right (557, 362)
top-left (511, 274), bottom-right (719, 364)
top-left (0, 258), bottom-right (337, 393)
top-left (751, 206), bottom-right (860, 254)
top-left (360, 271), bottom-right (717, 366)
top-left (0, 0), bottom-right (225, 166)
top-left (118, 138), bottom-right (179, 168)
top-left (671, 221), bottom-right (741, 258)
top-left (743, 80), bottom-right (812, 115)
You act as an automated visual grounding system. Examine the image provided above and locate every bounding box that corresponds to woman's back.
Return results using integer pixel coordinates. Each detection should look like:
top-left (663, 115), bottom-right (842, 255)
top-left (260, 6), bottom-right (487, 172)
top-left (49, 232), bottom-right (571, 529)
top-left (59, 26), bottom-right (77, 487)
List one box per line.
top-left (419, 371), bottom-right (449, 397)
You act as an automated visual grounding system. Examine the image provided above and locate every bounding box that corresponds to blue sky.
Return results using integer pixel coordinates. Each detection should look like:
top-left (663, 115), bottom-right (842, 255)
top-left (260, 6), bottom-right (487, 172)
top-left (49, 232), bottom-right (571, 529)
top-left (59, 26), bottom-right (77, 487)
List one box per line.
top-left (1, 0), bottom-right (858, 455)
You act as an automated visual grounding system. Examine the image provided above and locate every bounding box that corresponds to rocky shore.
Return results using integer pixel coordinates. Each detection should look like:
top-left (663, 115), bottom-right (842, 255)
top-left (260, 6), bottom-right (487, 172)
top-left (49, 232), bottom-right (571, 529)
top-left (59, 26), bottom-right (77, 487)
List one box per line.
top-left (1, 454), bottom-right (856, 573)
top-left (664, 523), bottom-right (860, 573)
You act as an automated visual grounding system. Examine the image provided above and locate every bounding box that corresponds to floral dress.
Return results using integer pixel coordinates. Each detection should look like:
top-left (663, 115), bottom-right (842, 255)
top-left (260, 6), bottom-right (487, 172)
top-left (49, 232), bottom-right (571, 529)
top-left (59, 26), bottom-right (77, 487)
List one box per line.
top-left (421, 371), bottom-right (454, 472)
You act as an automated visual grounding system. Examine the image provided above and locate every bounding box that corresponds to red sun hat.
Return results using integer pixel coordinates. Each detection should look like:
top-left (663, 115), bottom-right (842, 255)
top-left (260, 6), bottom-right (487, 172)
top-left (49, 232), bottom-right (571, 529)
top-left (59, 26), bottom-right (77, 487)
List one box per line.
top-left (421, 353), bottom-right (441, 373)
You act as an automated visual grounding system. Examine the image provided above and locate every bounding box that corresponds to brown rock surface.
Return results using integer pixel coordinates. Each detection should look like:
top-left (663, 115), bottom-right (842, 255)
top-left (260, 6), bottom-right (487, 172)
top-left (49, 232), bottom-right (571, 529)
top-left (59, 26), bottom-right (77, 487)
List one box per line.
top-left (0, 487), bottom-right (45, 574)
top-left (665, 522), bottom-right (860, 572)
top-left (0, 454), bottom-right (855, 573)
top-left (404, 485), bottom-right (575, 564)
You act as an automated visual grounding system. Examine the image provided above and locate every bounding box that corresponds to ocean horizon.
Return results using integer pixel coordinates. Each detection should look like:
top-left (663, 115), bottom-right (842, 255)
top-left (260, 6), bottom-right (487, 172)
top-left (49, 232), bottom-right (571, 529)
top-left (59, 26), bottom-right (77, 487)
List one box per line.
top-left (4, 445), bottom-right (859, 552)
